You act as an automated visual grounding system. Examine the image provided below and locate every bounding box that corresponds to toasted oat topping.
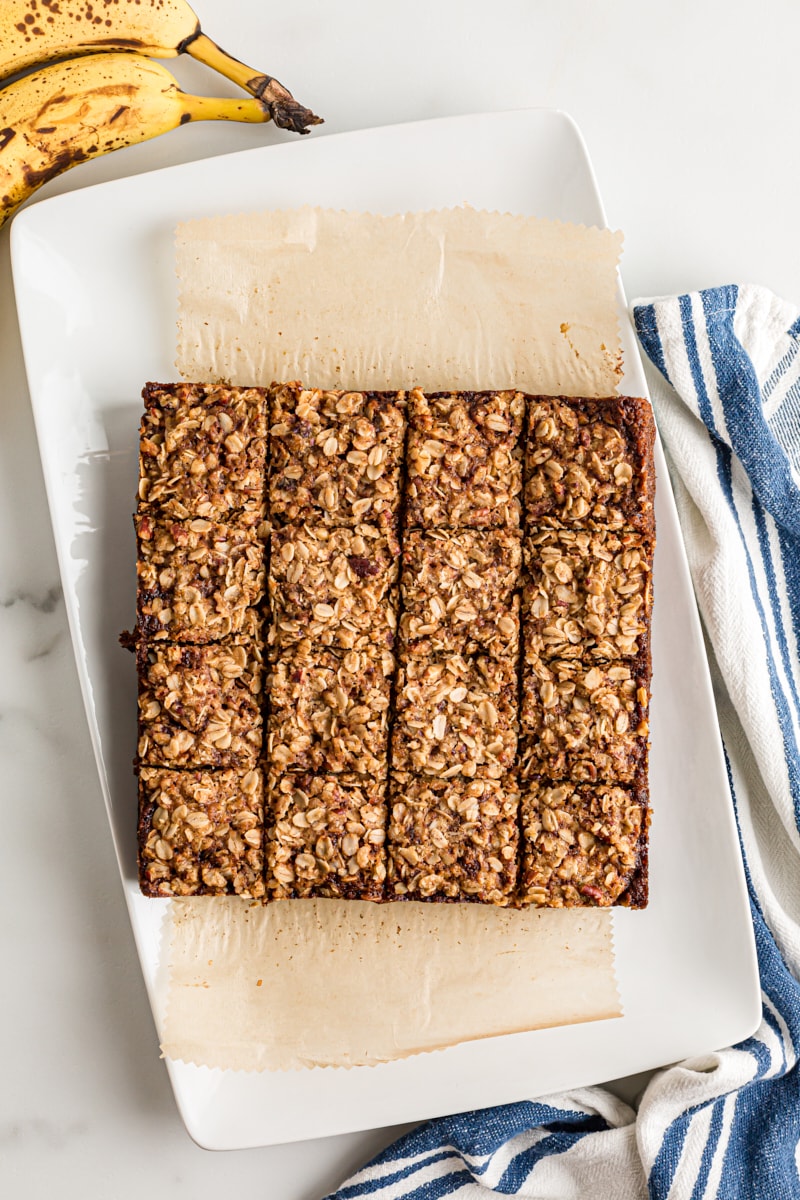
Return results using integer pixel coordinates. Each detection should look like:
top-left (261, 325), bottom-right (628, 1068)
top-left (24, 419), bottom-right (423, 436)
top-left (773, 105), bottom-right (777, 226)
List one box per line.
top-left (520, 657), bottom-right (649, 784)
top-left (518, 779), bottom-right (646, 907)
top-left (266, 772), bottom-right (387, 900)
top-left (268, 383), bottom-right (406, 529)
top-left (131, 379), bottom-right (655, 911)
top-left (138, 766), bottom-right (265, 898)
top-left (135, 515), bottom-right (264, 644)
top-left (137, 640), bottom-right (263, 770)
top-left (406, 389), bottom-right (524, 528)
top-left (392, 654), bottom-right (518, 779)
top-left (399, 528), bottom-right (521, 659)
top-left (387, 773), bottom-right (519, 904)
top-left (267, 523), bottom-right (400, 656)
top-left (138, 383), bottom-right (267, 524)
top-left (524, 396), bottom-right (655, 531)
top-left (522, 528), bottom-right (652, 662)
top-left (267, 647), bottom-right (393, 776)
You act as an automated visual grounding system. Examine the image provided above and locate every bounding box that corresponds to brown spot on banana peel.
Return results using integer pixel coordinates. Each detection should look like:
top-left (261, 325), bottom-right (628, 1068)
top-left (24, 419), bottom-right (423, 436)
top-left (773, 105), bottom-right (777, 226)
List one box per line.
top-left (35, 82), bottom-right (138, 120)
top-left (23, 84), bottom-right (137, 131)
top-left (21, 145), bottom-right (90, 190)
top-left (88, 36), bottom-right (172, 50)
top-left (0, 128), bottom-right (16, 150)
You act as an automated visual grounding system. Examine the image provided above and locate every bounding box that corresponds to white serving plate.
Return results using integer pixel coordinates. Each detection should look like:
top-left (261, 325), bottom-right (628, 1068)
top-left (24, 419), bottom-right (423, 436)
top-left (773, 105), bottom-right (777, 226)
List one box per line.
top-left (10, 109), bottom-right (760, 1151)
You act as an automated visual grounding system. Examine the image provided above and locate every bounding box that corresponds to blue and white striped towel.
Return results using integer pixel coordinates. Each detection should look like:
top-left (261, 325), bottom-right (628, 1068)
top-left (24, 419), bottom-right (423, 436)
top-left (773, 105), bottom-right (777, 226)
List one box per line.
top-left (327, 284), bottom-right (800, 1200)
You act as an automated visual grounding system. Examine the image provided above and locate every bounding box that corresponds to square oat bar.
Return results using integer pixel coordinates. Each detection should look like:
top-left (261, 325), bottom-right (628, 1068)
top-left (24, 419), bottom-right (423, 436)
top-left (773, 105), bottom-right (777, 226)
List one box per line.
top-left (138, 766), bottom-right (265, 898)
top-left (391, 654), bottom-right (518, 779)
top-left (135, 515), bottom-right (264, 644)
top-left (137, 640), bottom-right (263, 770)
top-left (406, 389), bottom-right (525, 529)
top-left (267, 523), bottom-right (400, 657)
top-left (138, 382), bottom-right (267, 524)
top-left (266, 772), bottom-right (387, 901)
top-left (266, 647), bottom-right (393, 776)
top-left (399, 528), bottom-right (521, 660)
top-left (268, 383), bottom-right (406, 529)
top-left (524, 396), bottom-right (656, 532)
top-left (518, 778), bottom-right (648, 908)
top-left (519, 656), bottom-right (650, 784)
top-left (522, 528), bottom-right (653, 663)
top-left (387, 773), bottom-right (519, 905)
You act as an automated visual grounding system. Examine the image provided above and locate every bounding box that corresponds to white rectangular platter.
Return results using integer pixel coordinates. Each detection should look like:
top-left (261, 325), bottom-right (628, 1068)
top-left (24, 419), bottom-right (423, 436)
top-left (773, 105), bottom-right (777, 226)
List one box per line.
top-left (10, 109), bottom-right (760, 1150)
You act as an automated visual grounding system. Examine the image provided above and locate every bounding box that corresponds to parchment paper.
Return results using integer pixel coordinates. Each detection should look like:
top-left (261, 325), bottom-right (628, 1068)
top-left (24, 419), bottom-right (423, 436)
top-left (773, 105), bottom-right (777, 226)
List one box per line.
top-left (163, 204), bottom-right (625, 1072)
top-left (176, 205), bottom-right (623, 395)
top-left (161, 900), bottom-right (619, 1071)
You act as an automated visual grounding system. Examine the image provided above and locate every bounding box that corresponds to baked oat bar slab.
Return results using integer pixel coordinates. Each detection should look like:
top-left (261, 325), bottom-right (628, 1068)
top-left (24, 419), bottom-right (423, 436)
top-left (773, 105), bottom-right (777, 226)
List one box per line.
top-left (519, 656), bottom-right (650, 784)
top-left (135, 515), bottom-right (264, 644)
top-left (406, 389), bottom-right (525, 529)
top-left (266, 647), bottom-right (393, 776)
top-left (267, 523), bottom-right (399, 657)
top-left (387, 773), bottom-right (519, 905)
top-left (524, 395), bottom-right (656, 532)
top-left (268, 383), bottom-right (406, 529)
top-left (391, 654), bottom-right (518, 779)
top-left (399, 528), bottom-right (521, 660)
top-left (266, 772), bottom-right (386, 901)
top-left (523, 528), bottom-right (653, 663)
top-left (137, 640), bottom-right (263, 770)
top-left (138, 382), bottom-right (267, 524)
top-left (518, 777), bottom-right (648, 908)
top-left (138, 766), bottom-right (265, 898)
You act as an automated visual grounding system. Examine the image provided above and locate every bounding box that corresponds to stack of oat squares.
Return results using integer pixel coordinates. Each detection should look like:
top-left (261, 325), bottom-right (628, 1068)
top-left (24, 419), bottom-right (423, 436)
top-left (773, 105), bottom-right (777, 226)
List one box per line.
top-left (135, 383), bottom-right (269, 898)
top-left (265, 385), bottom-right (407, 900)
top-left (132, 382), bottom-right (655, 907)
top-left (518, 398), bottom-right (655, 907)
top-left (389, 390), bottom-right (526, 905)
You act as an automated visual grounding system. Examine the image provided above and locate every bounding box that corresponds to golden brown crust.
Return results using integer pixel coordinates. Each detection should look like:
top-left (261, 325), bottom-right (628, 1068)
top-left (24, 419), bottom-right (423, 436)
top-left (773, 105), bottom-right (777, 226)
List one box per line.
top-left (266, 772), bottom-right (387, 901)
top-left (619, 817), bottom-right (650, 909)
top-left (132, 383), bottom-right (655, 911)
top-left (266, 646), bottom-right (393, 776)
top-left (391, 654), bottom-right (518, 780)
top-left (267, 522), bottom-right (400, 657)
top-left (517, 777), bottom-right (647, 907)
top-left (523, 395), bottom-right (656, 533)
top-left (136, 640), bottom-right (263, 770)
top-left (516, 397), bottom-right (654, 908)
top-left (399, 528), bottom-right (521, 660)
top-left (522, 528), bottom-right (653, 664)
top-left (135, 515), bottom-right (264, 644)
top-left (138, 382), bottom-right (267, 525)
top-left (138, 767), bottom-right (265, 898)
top-left (268, 383), bottom-right (406, 530)
top-left (406, 389), bottom-right (524, 529)
top-left (387, 773), bottom-right (519, 904)
top-left (519, 655), bottom-right (650, 784)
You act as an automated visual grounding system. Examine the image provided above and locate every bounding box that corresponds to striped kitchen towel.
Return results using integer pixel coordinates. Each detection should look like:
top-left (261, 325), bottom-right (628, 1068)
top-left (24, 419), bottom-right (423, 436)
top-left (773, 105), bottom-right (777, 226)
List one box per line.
top-left (326, 284), bottom-right (800, 1200)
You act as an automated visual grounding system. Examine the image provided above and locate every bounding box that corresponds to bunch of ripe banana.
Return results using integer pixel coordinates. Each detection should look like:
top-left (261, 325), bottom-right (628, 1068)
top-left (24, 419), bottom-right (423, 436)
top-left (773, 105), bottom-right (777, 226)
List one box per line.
top-left (0, 0), bottom-right (322, 230)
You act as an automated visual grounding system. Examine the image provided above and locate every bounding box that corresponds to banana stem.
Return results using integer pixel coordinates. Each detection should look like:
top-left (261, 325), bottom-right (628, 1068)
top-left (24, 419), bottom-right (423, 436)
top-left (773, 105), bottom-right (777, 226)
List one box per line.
top-left (179, 92), bottom-right (273, 124)
top-left (184, 32), bottom-right (322, 134)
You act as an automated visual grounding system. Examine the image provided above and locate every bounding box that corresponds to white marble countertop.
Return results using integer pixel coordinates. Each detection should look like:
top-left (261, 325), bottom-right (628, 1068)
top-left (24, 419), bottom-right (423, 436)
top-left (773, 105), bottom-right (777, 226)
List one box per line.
top-left (4, 2), bottom-right (799, 1195)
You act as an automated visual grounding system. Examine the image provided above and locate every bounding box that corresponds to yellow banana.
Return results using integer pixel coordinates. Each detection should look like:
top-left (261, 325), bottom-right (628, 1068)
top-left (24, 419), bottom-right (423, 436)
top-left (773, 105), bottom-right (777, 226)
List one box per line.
top-left (0, 0), bottom-right (321, 134)
top-left (0, 52), bottom-right (275, 229)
